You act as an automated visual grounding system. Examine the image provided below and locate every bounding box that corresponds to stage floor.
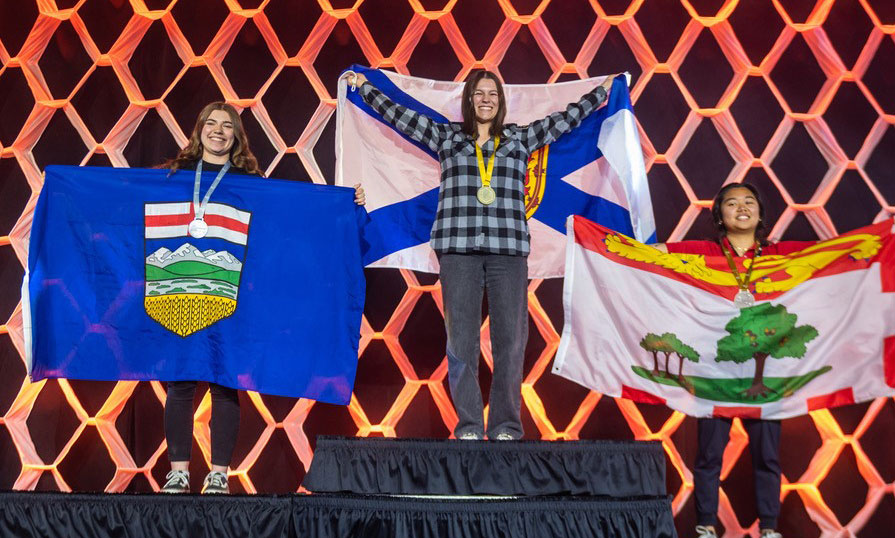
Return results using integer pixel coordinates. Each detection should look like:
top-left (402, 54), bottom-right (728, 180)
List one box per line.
top-left (0, 490), bottom-right (677, 538)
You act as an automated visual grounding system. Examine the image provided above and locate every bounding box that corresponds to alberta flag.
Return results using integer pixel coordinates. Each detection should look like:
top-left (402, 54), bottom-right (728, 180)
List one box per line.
top-left (336, 66), bottom-right (655, 278)
top-left (24, 165), bottom-right (366, 405)
top-left (554, 216), bottom-right (895, 419)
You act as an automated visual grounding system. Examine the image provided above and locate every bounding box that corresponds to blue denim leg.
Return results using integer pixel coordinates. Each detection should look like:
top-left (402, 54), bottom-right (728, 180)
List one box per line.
top-left (483, 254), bottom-right (527, 439)
top-left (439, 253), bottom-right (486, 438)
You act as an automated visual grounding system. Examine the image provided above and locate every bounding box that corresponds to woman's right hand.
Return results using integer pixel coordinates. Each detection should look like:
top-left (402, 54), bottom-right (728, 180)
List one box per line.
top-left (600, 74), bottom-right (616, 92)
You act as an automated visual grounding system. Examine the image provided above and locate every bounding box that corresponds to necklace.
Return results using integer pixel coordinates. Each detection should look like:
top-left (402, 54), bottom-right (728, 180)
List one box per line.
top-left (728, 239), bottom-right (751, 257)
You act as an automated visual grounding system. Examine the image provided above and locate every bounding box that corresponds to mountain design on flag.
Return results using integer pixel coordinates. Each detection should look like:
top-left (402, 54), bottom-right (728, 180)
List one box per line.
top-left (147, 244), bottom-right (243, 271)
top-left (145, 242), bottom-right (245, 337)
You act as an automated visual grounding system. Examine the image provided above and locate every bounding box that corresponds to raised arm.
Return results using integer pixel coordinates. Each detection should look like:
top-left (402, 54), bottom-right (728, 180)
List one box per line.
top-left (520, 76), bottom-right (614, 153)
top-left (348, 72), bottom-right (446, 153)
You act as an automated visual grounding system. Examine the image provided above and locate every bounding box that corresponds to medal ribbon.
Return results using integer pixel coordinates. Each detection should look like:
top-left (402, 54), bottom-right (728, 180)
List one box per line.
top-left (720, 239), bottom-right (762, 292)
top-left (475, 135), bottom-right (500, 189)
top-left (193, 160), bottom-right (231, 221)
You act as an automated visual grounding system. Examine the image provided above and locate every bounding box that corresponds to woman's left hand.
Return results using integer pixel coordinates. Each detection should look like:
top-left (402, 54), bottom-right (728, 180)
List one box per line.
top-left (354, 183), bottom-right (366, 206)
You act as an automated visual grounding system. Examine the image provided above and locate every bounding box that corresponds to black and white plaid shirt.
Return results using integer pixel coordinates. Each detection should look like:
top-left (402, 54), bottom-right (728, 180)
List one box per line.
top-left (360, 82), bottom-right (608, 256)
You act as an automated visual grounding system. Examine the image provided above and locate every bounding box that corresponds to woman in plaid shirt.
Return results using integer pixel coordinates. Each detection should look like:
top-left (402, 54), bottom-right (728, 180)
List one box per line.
top-left (349, 69), bottom-right (613, 440)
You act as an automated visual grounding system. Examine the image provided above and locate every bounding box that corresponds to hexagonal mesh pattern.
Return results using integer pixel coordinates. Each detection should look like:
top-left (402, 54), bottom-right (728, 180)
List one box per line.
top-left (1, 0), bottom-right (894, 535)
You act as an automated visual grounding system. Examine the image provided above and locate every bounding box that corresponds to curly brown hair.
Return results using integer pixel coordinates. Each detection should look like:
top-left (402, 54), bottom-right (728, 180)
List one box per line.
top-left (165, 102), bottom-right (261, 175)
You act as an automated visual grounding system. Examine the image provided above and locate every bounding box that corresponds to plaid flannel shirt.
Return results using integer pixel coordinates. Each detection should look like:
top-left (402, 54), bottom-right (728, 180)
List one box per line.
top-left (360, 82), bottom-right (608, 256)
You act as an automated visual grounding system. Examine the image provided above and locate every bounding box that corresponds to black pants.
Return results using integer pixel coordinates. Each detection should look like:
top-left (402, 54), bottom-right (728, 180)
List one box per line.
top-left (694, 417), bottom-right (781, 529)
top-left (164, 381), bottom-right (239, 467)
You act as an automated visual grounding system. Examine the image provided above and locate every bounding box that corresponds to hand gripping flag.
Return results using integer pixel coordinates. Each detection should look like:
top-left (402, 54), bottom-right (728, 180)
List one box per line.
top-left (336, 66), bottom-right (655, 278)
top-left (23, 165), bottom-right (366, 405)
top-left (553, 216), bottom-right (895, 419)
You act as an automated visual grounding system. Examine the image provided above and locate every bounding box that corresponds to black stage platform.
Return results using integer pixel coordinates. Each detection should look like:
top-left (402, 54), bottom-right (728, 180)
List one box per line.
top-left (2, 438), bottom-right (676, 537)
top-left (0, 491), bottom-right (676, 537)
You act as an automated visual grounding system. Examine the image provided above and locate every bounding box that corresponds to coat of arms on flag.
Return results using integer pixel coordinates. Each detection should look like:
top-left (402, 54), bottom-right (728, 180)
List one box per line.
top-left (143, 202), bottom-right (252, 336)
top-left (25, 165), bottom-right (366, 403)
top-left (336, 66), bottom-right (655, 278)
top-left (554, 216), bottom-right (895, 419)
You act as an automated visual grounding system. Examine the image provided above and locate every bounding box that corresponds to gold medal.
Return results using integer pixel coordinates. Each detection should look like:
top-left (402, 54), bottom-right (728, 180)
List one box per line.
top-left (477, 185), bottom-right (496, 205)
top-left (475, 135), bottom-right (500, 206)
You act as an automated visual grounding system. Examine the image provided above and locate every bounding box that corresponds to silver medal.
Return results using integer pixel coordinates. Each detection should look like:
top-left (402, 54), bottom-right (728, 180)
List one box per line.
top-left (733, 289), bottom-right (755, 308)
top-left (189, 160), bottom-right (230, 240)
top-left (188, 218), bottom-right (208, 238)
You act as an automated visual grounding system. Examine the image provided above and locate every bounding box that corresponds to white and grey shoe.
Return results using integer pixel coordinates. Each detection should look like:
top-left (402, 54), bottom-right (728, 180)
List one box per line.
top-left (160, 470), bottom-right (190, 493)
top-left (695, 526), bottom-right (718, 538)
top-left (202, 471), bottom-right (229, 494)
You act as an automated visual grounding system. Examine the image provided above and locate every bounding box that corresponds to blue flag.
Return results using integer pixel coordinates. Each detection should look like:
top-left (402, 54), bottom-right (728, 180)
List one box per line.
top-left (25, 165), bottom-right (366, 405)
top-left (336, 67), bottom-right (656, 278)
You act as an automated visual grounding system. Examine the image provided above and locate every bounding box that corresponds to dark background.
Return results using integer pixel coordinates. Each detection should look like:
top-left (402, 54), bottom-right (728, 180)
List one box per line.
top-left (1, 0), bottom-right (894, 536)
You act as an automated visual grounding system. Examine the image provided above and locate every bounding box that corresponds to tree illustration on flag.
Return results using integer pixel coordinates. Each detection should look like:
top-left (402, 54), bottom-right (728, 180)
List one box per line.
top-left (639, 332), bottom-right (699, 382)
top-left (716, 303), bottom-right (819, 398)
top-left (554, 215), bottom-right (895, 419)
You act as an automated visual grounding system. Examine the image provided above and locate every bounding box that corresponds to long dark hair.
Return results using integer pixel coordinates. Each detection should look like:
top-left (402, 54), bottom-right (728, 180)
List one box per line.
top-left (165, 102), bottom-right (261, 175)
top-left (710, 182), bottom-right (768, 245)
top-left (460, 70), bottom-right (506, 137)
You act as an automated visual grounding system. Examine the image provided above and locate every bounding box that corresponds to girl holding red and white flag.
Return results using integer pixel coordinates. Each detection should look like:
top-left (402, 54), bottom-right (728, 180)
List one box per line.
top-left (655, 183), bottom-right (812, 538)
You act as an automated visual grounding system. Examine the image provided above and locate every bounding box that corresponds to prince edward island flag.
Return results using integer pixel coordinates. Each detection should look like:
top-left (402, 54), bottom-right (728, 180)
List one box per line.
top-left (24, 165), bottom-right (366, 405)
top-left (337, 66), bottom-right (655, 278)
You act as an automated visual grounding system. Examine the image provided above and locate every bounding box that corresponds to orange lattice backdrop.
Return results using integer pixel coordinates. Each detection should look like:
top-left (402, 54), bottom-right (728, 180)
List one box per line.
top-left (1, 1), bottom-right (894, 536)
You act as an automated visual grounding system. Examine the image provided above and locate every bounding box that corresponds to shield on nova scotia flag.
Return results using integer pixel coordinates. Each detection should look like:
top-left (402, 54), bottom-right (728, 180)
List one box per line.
top-left (336, 66), bottom-right (655, 278)
top-left (143, 202), bottom-right (252, 336)
top-left (553, 215), bottom-right (895, 419)
top-left (24, 165), bottom-right (366, 404)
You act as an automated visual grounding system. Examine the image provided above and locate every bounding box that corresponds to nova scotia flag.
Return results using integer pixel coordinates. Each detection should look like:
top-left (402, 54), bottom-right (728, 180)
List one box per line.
top-left (337, 66), bottom-right (655, 278)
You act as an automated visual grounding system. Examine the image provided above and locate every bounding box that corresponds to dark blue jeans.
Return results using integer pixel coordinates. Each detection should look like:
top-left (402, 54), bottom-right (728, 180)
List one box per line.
top-left (694, 417), bottom-right (782, 529)
top-left (439, 253), bottom-right (528, 439)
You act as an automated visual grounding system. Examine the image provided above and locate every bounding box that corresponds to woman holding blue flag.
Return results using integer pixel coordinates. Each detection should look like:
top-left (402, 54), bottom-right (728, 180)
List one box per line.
top-left (655, 183), bottom-right (812, 538)
top-left (346, 69), bottom-right (614, 440)
top-left (158, 102), bottom-right (259, 495)
top-left (159, 102), bottom-right (365, 494)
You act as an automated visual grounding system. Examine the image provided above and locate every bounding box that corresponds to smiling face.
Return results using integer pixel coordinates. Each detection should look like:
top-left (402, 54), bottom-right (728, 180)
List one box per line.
top-left (719, 186), bottom-right (760, 234)
top-left (200, 109), bottom-right (235, 163)
top-left (472, 77), bottom-right (500, 125)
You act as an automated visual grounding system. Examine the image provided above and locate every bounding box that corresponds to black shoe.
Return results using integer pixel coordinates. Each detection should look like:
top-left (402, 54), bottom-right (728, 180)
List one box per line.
top-left (160, 470), bottom-right (190, 493)
top-left (202, 471), bottom-right (229, 494)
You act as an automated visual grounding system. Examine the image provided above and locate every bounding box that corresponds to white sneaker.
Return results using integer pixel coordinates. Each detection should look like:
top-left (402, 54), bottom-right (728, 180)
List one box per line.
top-left (160, 470), bottom-right (189, 493)
top-left (760, 531), bottom-right (783, 538)
top-left (494, 433), bottom-right (515, 441)
top-left (458, 432), bottom-right (481, 440)
top-left (695, 526), bottom-right (717, 538)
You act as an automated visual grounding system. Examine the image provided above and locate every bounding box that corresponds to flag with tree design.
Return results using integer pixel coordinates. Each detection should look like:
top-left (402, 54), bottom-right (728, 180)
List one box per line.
top-left (554, 215), bottom-right (895, 419)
